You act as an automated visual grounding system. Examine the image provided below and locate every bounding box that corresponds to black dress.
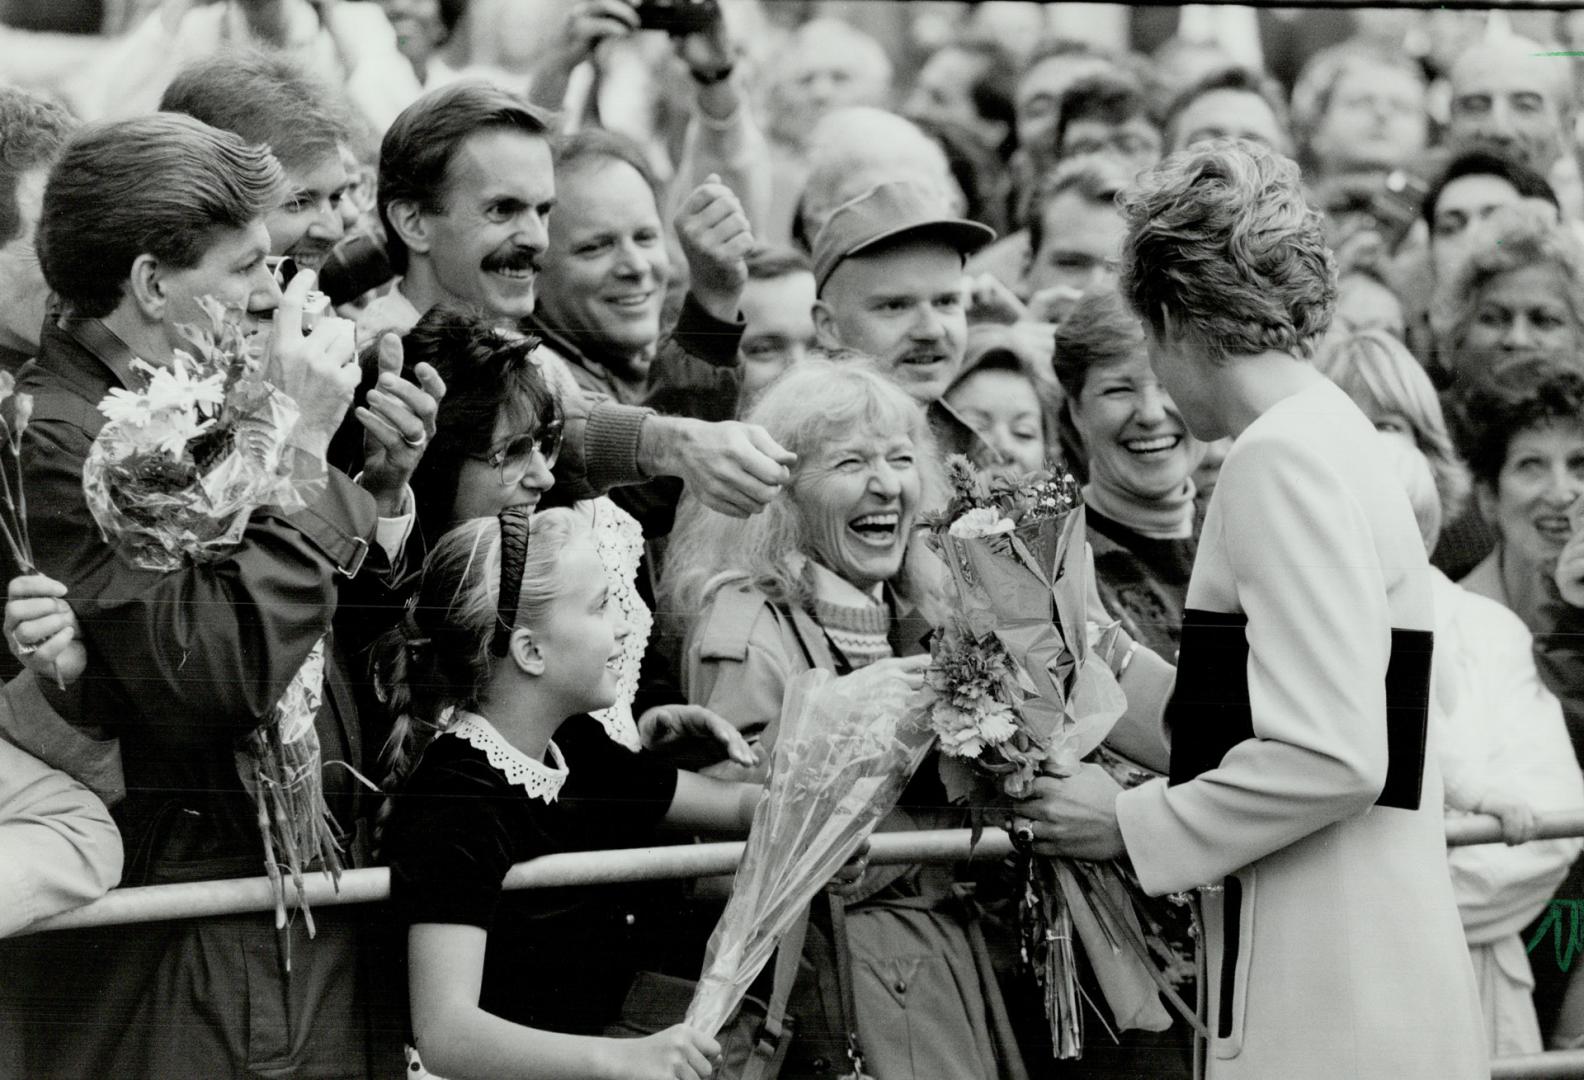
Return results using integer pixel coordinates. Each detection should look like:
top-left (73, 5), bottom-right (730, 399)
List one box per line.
top-left (383, 712), bottom-right (679, 1035)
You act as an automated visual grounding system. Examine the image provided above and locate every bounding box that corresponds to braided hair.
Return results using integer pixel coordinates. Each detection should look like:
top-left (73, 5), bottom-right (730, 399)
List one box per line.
top-left (374, 507), bottom-right (586, 801)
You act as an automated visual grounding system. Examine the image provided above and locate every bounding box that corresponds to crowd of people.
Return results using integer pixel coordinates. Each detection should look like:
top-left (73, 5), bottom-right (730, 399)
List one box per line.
top-left (1, 1), bottom-right (1583, 1078)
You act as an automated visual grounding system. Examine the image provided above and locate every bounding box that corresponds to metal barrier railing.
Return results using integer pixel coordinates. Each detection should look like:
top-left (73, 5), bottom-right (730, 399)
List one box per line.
top-left (28, 808), bottom-right (1584, 934)
top-left (17, 810), bottom-right (1584, 1077)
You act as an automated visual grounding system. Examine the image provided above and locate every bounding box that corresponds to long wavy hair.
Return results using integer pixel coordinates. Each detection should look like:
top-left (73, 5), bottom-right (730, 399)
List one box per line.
top-left (659, 354), bottom-right (945, 630)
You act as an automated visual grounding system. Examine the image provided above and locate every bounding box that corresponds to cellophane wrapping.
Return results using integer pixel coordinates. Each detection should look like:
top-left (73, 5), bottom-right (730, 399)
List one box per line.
top-left (685, 664), bottom-right (935, 1038)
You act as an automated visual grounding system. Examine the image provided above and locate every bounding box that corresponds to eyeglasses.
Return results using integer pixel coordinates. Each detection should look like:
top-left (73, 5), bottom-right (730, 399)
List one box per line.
top-left (470, 421), bottom-right (563, 486)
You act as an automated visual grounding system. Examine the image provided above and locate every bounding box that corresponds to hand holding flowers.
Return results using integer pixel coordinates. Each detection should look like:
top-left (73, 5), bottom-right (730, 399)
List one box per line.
top-left (1012, 765), bottom-right (1127, 861)
top-left (5, 573), bottom-right (85, 688)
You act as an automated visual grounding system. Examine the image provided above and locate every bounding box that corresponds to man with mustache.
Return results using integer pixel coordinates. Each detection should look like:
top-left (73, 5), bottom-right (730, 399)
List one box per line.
top-left (363, 80), bottom-right (794, 519)
top-left (811, 179), bottom-right (999, 461)
top-left (160, 49), bottom-right (362, 277)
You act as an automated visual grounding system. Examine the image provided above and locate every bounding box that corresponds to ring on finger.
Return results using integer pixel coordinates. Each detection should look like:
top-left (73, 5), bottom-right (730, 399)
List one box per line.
top-left (12, 633), bottom-right (38, 657)
top-left (402, 432), bottom-right (427, 449)
top-left (1012, 820), bottom-right (1036, 848)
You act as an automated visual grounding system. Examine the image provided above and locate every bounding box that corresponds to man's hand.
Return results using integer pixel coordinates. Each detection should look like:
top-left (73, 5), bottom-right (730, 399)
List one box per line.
top-left (676, 175), bottom-right (753, 323)
top-left (673, 0), bottom-right (733, 76)
top-left (6, 574), bottom-right (85, 688)
top-left (269, 269), bottom-right (361, 463)
top-left (641, 416), bottom-right (795, 517)
top-left (549, 0), bottom-right (640, 69)
top-left (1557, 518), bottom-right (1584, 608)
top-left (355, 333), bottom-right (446, 516)
top-left (639, 703), bottom-right (759, 769)
top-left (1010, 765), bottom-right (1127, 861)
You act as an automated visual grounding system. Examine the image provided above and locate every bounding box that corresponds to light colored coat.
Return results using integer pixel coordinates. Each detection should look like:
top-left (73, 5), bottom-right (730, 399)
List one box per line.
top-left (1114, 379), bottom-right (1488, 1079)
top-left (1433, 569), bottom-right (1584, 1057)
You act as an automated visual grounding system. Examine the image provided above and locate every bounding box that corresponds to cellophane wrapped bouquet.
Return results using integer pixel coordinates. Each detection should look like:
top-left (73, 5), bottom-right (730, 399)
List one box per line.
top-left (686, 663), bottom-right (934, 1042)
top-left (82, 296), bottom-right (338, 950)
top-left (921, 456), bottom-right (1189, 1058)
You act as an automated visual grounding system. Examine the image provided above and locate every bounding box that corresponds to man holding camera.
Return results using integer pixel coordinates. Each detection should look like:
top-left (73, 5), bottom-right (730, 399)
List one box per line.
top-left (0, 112), bottom-right (434, 1079)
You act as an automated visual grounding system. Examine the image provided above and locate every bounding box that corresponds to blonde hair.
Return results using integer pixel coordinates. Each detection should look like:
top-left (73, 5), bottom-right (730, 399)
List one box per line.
top-left (1376, 432), bottom-right (1443, 552)
top-left (1316, 329), bottom-right (1471, 526)
top-left (375, 509), bottom-right (587, 795)
top-left (660, 356), bottom-right (944, 626)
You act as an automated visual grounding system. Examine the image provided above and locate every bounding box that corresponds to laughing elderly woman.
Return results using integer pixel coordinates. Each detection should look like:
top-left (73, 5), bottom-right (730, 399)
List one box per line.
top-left (661, 353), bottom-right (1028, 1080)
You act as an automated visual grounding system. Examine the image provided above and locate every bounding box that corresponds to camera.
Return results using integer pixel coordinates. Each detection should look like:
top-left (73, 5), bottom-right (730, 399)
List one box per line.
top-left (266, 255), bottom-right (331, 331)
top-left (634, 0), bottom-right (720, 37)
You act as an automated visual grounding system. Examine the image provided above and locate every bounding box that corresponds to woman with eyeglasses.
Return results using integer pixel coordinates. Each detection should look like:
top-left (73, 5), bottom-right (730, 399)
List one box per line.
top-left (395, 304), bottom-right (748, 758)
top-left (370, 305), bottom-right (762, 1064)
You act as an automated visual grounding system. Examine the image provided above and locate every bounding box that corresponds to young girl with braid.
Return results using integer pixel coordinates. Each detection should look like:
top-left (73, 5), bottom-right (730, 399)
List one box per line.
top-left (377, 509), bottom-right (896, 1080)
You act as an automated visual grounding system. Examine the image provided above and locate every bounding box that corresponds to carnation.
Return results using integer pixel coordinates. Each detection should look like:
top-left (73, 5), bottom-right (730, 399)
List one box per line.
top-left (949, 507), bottom-right (1014, 539)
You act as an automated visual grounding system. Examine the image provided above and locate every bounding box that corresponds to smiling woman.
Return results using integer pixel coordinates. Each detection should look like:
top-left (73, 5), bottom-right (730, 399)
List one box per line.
top-left (660, 352), bottom-right (1029, 1080)
top-left (1052, 288), bottom-right (1204, 658)
top-left (1456, 357), bottom-right (1584, 638)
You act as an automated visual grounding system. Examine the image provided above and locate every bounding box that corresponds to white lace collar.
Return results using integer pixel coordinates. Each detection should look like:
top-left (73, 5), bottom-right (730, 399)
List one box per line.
top-left (445, 711), bottom-right (569, 803)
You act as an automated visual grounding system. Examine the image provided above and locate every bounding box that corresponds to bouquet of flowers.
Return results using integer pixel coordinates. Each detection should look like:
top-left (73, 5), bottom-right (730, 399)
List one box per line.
top-left (685, 664), bottom-right (934, 1051)
top-left (921, 456), bottom-right (1191, 1058)
top-left (83, 297), bottom-right (339, 954)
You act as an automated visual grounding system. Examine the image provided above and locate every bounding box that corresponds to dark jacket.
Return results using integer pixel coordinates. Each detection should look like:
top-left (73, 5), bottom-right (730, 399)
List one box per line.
top-left (0, 314), bottom-right (398, 1079)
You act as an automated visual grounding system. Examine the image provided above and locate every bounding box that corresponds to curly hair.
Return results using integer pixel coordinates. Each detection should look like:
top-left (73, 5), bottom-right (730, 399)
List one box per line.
top-left (399, 304), bottom-right (561, 539)
top-left (1430, 199), bottom-right (1584, 374)
top-left (1119, 139), bottom-right (1337, 364)
top-left (1316, 329), bottom-right (1471, 526)
top-left (660, 354), bottom-right (944, 624)
top-left (1452, 357), bottom-right (1584, 491)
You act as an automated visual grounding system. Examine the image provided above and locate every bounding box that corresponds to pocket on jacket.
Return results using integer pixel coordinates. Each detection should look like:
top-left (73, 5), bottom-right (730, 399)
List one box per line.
top-left (1209, 867), bottom-right (1257, 1060)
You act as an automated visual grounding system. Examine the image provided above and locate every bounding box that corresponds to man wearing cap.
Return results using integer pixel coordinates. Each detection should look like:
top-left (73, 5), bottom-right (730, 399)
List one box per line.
top-left (811, 178), bottom-right (1000, 458)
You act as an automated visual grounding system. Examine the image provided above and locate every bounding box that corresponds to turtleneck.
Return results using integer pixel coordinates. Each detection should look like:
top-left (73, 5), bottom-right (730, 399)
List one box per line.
top-left (1083, 476), bottom-right (1197, 540)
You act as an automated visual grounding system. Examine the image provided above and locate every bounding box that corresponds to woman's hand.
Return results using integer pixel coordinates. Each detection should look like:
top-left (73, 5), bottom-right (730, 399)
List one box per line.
top-left (844, 655), bottom-right (931, 696)
top-left (1480, 795), bottom-right (1541, 846)
top-left (5, 574), bottom-right (86, 688)
top-left (1009, 765), bottom-right (1126, 861)
top-left (639, 703), bottom-right (760, 769)
top-left (600, 1023), bottom-right (721, 1080)
top-left (826, 839), bottom-right (870, 897)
